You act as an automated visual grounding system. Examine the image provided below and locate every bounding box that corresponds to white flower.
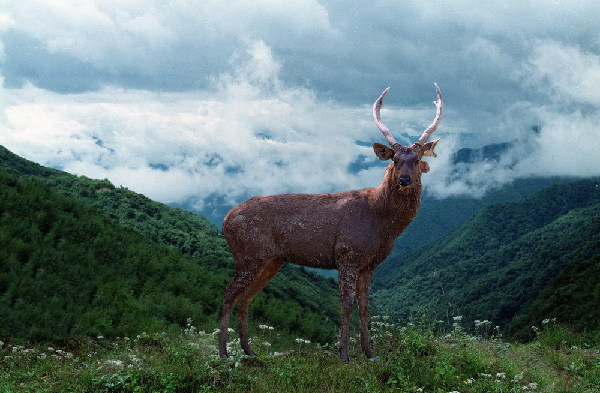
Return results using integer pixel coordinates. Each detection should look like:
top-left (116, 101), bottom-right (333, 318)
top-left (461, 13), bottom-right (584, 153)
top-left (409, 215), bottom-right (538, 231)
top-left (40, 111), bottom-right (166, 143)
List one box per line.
top-left (295, 338), bottom-right (311, 344)
top-left (104, 360), bottom-right (125, 368)
top-left (512, 373), bottom-right (524, 383)
top-left (453, 316), bottom-right (463, 322)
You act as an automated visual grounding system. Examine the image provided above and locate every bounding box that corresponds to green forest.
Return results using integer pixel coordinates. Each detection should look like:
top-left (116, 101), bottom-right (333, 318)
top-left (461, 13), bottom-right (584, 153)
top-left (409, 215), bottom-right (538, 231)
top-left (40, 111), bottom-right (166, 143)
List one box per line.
top-left (372, 178), bottom-right (600, 341)
top-left (0, 146), bottom-right (339, 344)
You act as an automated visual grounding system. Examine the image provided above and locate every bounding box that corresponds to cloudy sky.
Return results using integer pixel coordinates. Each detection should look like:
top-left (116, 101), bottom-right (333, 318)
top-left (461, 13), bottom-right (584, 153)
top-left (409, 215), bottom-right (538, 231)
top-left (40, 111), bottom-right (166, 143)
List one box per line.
top-left (1, 1), bottom-right (599, 220)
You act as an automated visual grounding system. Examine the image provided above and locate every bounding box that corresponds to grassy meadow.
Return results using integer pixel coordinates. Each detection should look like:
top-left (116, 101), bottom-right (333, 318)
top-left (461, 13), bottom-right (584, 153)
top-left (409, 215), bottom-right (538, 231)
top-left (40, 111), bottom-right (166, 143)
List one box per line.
top-left (1, 318), bottom-right (598, 393)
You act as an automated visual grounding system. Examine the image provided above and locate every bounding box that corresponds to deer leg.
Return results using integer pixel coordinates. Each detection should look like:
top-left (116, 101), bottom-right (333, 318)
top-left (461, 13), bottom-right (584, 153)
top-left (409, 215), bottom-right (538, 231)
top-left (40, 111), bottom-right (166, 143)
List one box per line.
top-left (237, 259), bottom-right (283, 356)
top-left (219, 264), bottom-right (263, 359)
top-left (356, 269), bottom-right (376, 359)
top-left (337, 266), bottom-right (358, 362)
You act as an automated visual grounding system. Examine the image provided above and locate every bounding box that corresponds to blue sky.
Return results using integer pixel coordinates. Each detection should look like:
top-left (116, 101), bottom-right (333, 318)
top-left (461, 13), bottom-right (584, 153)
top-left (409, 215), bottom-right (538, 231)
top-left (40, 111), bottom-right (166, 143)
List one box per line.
top-left (1, 1), bottom-right (599, 215)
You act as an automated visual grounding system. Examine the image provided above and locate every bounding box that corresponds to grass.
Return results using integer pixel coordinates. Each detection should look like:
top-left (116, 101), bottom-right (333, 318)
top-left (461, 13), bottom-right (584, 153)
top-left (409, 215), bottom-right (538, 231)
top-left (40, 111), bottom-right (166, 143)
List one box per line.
top-left (1, 319), bottom-right (598, 393)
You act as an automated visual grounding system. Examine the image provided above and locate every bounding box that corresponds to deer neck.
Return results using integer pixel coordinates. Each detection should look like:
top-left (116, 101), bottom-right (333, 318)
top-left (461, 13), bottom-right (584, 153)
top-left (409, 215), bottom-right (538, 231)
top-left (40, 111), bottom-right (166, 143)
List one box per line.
top-left (370, 164), bottom-right (422, 236)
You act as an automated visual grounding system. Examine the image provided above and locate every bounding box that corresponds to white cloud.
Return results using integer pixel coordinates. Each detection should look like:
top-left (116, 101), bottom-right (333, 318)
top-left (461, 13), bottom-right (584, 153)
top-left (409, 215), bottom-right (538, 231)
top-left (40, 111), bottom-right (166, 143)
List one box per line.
top-left (2, 0), bottom-right (337, 86)
top-left (516, 109), bottom-right (600, 178)
top-left (514, 41), bottom-right (600, 178)
top-left (426, 40), bottom-right (600, 199)
top-left (0, 2), bottom-right (599, 219)
top-left (2, 36), bottom-right (599, 213)
top-left (526, 40), bottom-right (600, 106)
top-left (0, 40), bottom-right (411, 208)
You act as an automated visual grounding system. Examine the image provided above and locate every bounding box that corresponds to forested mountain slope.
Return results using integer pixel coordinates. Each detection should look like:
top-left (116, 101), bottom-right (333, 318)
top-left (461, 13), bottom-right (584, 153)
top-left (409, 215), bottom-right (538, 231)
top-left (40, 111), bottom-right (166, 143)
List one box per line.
top-left (0, 145), bottom-right (224, 258)
top-left (0, 146), bottom-right (339, 343)
top-left (393, 176), bottom-right (570, 252)
top-left (371, 178), bottom-right (600, 339)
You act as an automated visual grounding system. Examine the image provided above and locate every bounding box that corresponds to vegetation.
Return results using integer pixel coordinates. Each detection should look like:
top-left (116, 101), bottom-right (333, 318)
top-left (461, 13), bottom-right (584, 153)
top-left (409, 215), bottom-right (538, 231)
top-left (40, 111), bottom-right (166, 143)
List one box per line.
top-left (1, 317), bottom-right (597, 392)
top-left (0, 146), bottom-right (340, 344)
top-left (372, 179), bottom-right (600, 340)
top-left (396, 176), bottom-right (571, 252)
top-left (1, 144), bottom-right (598, 392)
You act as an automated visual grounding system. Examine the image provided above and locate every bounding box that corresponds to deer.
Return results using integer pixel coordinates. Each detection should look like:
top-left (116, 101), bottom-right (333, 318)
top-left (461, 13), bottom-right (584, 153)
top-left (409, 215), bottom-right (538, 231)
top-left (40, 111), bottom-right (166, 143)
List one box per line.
top-left (219, 84), bottom-right (443, 362)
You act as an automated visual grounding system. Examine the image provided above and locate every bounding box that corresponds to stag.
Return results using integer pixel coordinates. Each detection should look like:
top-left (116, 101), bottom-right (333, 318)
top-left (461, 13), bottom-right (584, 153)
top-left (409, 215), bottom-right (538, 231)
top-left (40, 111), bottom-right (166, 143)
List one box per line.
top-left (219, 84), bottom-right (443, 362)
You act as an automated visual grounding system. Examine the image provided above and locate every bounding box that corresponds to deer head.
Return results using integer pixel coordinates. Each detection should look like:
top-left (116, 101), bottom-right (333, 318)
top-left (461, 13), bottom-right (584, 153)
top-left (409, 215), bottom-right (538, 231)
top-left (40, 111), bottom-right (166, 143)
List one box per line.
top-left (372, 84), bottom-right (443, 187)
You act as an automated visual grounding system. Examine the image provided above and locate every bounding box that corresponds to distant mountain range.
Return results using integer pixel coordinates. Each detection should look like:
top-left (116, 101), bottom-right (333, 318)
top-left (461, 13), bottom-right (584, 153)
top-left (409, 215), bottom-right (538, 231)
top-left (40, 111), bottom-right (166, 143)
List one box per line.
top-left (452, 141), bottom-right (513, 164)
top-left (452, 125), bottom-right (540, 164)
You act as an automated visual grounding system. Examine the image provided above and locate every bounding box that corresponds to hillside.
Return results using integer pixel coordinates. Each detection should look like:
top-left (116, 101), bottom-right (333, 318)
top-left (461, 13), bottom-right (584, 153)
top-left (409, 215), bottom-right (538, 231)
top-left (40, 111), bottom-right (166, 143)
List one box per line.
top-left (0, 145), bottom-right (226, 259)
top-left (371, 178), bottom-right (600, 339)
top-left (394, 176), bottom-right (569, 252)
top-left (0, 146), bottom-right (340, 343)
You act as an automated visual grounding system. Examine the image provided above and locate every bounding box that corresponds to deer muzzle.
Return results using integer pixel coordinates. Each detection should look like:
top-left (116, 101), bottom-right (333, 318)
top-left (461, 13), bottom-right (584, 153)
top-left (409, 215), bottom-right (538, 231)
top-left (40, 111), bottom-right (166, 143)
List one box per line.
top-left (398, 175), bottom-right (412, 186)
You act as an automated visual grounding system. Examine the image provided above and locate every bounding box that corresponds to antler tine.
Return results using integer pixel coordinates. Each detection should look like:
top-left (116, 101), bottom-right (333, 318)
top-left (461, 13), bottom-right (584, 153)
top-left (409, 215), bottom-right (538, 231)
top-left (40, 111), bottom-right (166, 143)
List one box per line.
top-left (373, 87), bottom-right (400, 148)
top-left (416, 83), bottom-right (443, 146)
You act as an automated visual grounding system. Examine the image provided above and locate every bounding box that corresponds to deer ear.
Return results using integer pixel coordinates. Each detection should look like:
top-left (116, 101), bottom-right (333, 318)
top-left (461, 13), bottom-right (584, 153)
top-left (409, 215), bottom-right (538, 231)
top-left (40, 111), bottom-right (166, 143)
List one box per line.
top-left (421, 138), bottom-right (440, 157)
top-left (419, 160), bottom-right (430, 173)
top-left (373, 143), bottom-right (395, 160)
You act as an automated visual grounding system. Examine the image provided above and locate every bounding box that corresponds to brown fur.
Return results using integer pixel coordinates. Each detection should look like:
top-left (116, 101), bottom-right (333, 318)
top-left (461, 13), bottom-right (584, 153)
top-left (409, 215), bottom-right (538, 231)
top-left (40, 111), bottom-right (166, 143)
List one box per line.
top-left (219, 145), bottom-right (430, 361)
top-left (219, 85), bottom-right (442, 361)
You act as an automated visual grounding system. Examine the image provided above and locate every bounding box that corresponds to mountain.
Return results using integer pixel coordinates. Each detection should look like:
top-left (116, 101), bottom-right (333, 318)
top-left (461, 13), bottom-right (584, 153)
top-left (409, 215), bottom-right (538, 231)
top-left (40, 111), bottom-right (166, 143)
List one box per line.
top-left (452, 126), bottom-right (540, 165)
top-left (394, 176), bottom-right (569, 252)
top-left (452, 141), bottom-right (512, 164)
top-left (0, 145), bottom-right (340, 343)
top-left (371, 178), bottom-right (600, 339)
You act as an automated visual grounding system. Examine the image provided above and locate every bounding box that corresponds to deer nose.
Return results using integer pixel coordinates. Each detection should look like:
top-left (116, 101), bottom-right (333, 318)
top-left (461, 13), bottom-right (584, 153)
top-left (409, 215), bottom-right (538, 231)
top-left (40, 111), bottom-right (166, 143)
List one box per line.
top-left (398, 176), bottom-right (411, 186)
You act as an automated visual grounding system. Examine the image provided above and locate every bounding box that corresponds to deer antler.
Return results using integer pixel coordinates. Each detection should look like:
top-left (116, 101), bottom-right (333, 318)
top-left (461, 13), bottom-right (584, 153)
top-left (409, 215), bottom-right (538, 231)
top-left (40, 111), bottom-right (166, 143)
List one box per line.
top-left (416, 83), bottom-right (443, 146)
top-left (373, 87), bottom-right (400, 148)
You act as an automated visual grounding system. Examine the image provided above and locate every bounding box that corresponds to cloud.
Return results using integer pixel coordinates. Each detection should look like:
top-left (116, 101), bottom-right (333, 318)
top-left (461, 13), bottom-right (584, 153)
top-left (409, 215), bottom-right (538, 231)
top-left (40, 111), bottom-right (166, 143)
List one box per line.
top-left (1, 40), bottom-right (411, 208)
top-left (0, 0), bottom-right (338, 92)
top-left (0, 2), bottom-right (599, 220)
top-left (426, 40), bottom-right (600, 199)
top-left (525, 40), bottom-right (600, 107)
